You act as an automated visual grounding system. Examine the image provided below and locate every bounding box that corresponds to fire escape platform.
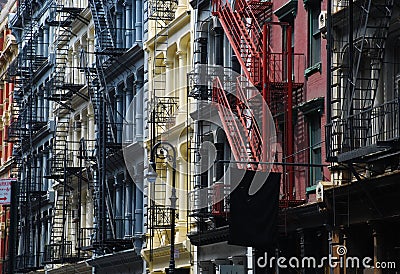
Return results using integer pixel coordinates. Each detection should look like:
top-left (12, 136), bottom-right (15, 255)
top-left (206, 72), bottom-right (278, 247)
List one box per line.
top-left (90, 238), bottom-right (134, 251)
top-left (337, 138), bottom-right (400, 163)
top-left (269, 82), bottom-right (304, 91)
top-left (95, 48), bottom-right (128, 56)
top-left (188, 226), bottom-right (229, 246)
top-left (86, 248), bottom-right (142, 269)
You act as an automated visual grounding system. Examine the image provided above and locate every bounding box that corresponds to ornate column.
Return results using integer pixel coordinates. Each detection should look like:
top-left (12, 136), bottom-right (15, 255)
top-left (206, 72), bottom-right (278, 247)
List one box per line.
top-left (178, 159), bottom-right (187, 221)
top-left (87, 36), bottom-right (95, 66)
top-left (124, 176), bottom-right (133, 238)
top-left (86, 190), bottom-right (94, 229)
top-left (164, 60), bottom-right (174, 96)
top-left (116, 86), bottom-right (124, 143)
top-left (36, 153), bottom-right (42, 192)
top-left (87, 107), bottom-right (95, 150)
top-left (81, 190), bottom-right (87, 228)
top-left (134, 172), bottom-right (144, 253)
top-left (115, 176), bottom-right (123, 238)
top-left (37, 87), bottom-right (43, 121)
top-left (38, 28), bottom-right (44, 56)
top-left (135, 80), bottom-right (143, 139)
top-left (80, 112), bottom-right (87, 141)
top-left (42, 151), bottom-right (48, 191)
top-left (43, 26), bottom-right (49, 57)
top-left (177, 158), bottom-right (187, 242)
top-left (73, 119), bottom-right (81, 166)
top-left (125, 0), bottom-right (133, 47)
top-left (176, 50), bottom-right (187, 107)
top-left (116, 7), bottom-right (123, 48)
top-left (73, 48), bottom-right (79, 84)
top-left (125, 81), bottom-right (134, 142)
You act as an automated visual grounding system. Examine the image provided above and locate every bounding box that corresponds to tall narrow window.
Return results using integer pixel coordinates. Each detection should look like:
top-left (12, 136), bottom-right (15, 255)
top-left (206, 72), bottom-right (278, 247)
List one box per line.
top-left (309, 115), bottom-right (322, 185)
top-left (307, 0), bottom-right (321, 67)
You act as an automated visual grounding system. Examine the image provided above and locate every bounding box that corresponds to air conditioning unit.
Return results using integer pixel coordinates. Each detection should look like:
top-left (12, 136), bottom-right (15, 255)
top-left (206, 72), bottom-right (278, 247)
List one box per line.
top-left (319, 11), bottom-right (328, 30)
top-left (316, 181), bottom-right (334, 202)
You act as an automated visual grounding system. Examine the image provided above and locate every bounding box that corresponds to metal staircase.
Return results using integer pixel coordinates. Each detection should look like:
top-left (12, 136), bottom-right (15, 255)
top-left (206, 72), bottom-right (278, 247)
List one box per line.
top-left (211, 0), bottom-right (305, 205)
top-left (89, 0), bottom-right (116, 52)
top-left (212, 77), bottom-right (260, 170)
top-left (346, 0), bottom-right (393, 115)
top-left (212, 0), bottom-right (272, 86)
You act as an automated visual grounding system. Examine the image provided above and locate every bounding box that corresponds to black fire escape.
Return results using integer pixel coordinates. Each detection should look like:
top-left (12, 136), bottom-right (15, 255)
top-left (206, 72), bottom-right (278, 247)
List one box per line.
top-left (7, 0), bottom-right (50, 272)
top-left (326, 0), bottom-right (396, 173)
top-left (85, 0), bottom-right (132, 253)
top-left (41, 1), bottom-right (91, 265)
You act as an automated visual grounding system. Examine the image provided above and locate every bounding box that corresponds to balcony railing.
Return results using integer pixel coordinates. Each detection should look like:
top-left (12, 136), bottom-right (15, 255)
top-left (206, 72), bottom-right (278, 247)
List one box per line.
top-left (44, 241), bottom-right (77, 263)
top-left (15, 252), bottom-right (44, 271)
top-left (327, 99), bottom-right (400, 162)
top-left (189, 183), bottom-right (230, 218)
top-left (78, 227), bottom-right (97, 250)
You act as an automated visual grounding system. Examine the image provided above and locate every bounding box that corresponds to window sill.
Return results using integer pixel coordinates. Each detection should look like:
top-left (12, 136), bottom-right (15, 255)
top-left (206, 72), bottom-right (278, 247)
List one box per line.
top-left (304, 62), bottom-right (322, 78)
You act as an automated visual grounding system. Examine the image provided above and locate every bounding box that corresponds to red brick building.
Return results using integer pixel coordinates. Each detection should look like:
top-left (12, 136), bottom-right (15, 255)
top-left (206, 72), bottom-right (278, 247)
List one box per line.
top-left (0, 0), bottom-right (17, 272)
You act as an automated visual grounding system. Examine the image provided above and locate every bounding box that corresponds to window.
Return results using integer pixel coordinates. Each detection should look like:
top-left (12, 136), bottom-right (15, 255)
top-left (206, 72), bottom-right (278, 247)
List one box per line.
top-left (307, 0), bottom-right (321, 67)
top-left (309, 115), bottom-right (322, 186)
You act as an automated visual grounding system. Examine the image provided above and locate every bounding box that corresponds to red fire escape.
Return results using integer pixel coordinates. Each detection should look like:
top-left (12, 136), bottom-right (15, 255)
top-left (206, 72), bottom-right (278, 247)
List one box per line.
top-left (211, 0), bottom-right (304, 207)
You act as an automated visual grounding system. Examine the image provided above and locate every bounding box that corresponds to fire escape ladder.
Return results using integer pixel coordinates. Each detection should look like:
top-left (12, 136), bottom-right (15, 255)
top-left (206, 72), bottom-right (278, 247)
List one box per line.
top-left (42, 2), bottom-right (88, 264)
top-left (44, 117), bottom-right (73, 264)
top-left (347, 0), bottom-right (394, 116)
top-left (235, 77), bottom-right (263, 164)
top-left (89, 0), bottom-right (115, 51)
top-left (89, 0), bottom-right (121, 146)
top-left (212, 0), bottom-right (272, 86)
top-left (212, 77), bottom-right (254, 169)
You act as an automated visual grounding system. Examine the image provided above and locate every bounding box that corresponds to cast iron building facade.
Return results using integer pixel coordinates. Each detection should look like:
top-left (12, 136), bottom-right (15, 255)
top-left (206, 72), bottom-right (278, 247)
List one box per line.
top-left (2, 0), bottom-right (400, 273)
top-left (7, 0), bottom-right (145, 273)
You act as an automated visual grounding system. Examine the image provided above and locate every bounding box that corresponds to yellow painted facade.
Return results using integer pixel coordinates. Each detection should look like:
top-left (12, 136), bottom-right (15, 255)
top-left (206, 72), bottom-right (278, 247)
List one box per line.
top-left (143, 0), bottom-right (194, 271)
